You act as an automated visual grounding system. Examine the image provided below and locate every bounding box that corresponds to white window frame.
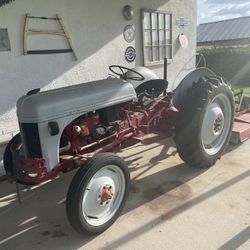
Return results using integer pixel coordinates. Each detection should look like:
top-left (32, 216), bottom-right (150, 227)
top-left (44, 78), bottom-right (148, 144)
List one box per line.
top-left (141, 9), bottom-right (173, 66)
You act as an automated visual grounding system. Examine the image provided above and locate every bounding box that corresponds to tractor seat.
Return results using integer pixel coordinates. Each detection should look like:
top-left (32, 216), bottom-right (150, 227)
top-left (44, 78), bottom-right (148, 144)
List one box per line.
top-left (135, 79), bottom-right (168, 98)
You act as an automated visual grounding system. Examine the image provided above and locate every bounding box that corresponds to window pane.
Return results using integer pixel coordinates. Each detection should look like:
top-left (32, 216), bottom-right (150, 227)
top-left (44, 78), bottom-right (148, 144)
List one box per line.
top-left (165, 30), bottom-right (171, 44)
top-left (159, 30), bottom-right (165, 45)
top-left (144, 12), bottom-right (150, 29)
top-left (166, 46), bottom-right (172, 58)
top-left (145, 47), bottom-right (152, 62)
top-left (160, 47), bottom-right (165, 60)
top-left (152, 30), bottom-right (158, 46)
top-left (159, 14), bottom-right (164, 29)
top-left (151, 13), bottom-right (158, 29)
top-left (144, 30), bottom-right (151, 46)
top-left (153, 47), bottom-right (159, 61)
top-left (165, 14), bottom-right (171, 29)
top-left (142, 10), bottom-right (172, 64)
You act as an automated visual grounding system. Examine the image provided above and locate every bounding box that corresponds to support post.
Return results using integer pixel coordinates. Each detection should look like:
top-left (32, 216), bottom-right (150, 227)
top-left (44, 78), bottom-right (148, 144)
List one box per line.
top-left (163, 58), bottom-right (168, 96)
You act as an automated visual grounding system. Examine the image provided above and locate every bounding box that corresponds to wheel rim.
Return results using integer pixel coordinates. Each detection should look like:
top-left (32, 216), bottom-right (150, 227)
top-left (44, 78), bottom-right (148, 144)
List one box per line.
top-left (201, 94), bottom-right (232, 155)
top-left (82, 165), bottom-right (126, 227)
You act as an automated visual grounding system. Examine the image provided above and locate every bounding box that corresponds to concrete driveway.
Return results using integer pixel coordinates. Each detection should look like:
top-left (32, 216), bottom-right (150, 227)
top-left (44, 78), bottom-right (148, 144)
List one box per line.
top-left (0, 138), bottom-right (249, 250)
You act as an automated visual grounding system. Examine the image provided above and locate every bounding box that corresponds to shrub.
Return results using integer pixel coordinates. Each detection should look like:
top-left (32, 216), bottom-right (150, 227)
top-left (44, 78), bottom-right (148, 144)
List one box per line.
top-left (197, 46), bottom-right (250, 86)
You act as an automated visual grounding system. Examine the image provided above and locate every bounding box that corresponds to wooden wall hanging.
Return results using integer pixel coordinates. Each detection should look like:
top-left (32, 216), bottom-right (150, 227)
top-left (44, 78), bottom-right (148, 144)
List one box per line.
top-left (23, 13), bottom-right (77, 60)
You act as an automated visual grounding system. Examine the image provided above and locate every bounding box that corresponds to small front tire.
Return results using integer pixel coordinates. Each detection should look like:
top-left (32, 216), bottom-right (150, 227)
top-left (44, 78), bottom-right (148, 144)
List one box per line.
top-left (66, 153), bottom-right (130, 235)
top-left (3, 133), bottom-right (35, 185)
top-left (3, 133), bottom-right (21, 177)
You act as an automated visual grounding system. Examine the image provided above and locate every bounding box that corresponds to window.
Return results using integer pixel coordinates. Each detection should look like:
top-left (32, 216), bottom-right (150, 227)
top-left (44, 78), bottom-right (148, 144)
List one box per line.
top-left (142, 9), bottom-right (173, 66)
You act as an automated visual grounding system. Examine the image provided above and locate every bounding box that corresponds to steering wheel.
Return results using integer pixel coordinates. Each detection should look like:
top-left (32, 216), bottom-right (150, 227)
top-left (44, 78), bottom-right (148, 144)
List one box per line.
top-left (109, 65), bottom-right (145, 81)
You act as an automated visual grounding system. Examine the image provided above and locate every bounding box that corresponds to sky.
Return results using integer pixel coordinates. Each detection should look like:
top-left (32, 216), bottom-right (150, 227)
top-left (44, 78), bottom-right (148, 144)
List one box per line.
top-left (198, 0), bottom-right (250, 24)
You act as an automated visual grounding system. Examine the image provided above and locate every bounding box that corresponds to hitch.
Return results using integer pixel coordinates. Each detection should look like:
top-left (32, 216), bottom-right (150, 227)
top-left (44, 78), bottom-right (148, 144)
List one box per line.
top-left (234, 89), bottom-right (244, 112)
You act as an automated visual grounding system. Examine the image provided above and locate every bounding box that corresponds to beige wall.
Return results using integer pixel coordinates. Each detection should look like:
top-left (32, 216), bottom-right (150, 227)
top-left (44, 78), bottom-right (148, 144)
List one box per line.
top-left (0, 0), bottom-right (197, 142)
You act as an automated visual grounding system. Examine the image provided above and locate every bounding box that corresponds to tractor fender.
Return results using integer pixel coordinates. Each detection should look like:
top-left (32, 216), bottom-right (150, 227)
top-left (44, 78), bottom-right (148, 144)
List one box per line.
top-left (172, 67), bottom-right (216, 109)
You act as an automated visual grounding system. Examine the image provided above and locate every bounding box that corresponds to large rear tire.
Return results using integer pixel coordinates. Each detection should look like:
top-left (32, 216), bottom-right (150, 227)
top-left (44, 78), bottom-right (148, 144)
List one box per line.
top-left (66, 153), bottom-right (130, 235)
top-left (174, 76), bottom-right (235, 168)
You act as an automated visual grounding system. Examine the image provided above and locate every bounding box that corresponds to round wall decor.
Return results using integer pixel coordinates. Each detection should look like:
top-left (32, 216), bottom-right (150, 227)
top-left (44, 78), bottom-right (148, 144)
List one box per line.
top-left (123, 5), bottom-right (134, 20)
top-left (123, 25), bottom-right (135, 43)
top-left (125, 46), bottom-right (136, 63)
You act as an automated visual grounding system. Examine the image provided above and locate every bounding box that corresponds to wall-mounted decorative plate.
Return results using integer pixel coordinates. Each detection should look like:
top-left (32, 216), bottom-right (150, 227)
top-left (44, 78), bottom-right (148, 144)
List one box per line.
top-left (125, 46), bottom-right (136, 63)
top-left (123, 25), bottom-right (135, 43)
top-left (123, 5), bottom-right (134, 20)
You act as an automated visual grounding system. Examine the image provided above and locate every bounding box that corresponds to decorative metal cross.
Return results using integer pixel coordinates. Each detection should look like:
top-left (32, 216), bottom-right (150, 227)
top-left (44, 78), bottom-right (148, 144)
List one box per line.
top-left (176, 17), bottom-right (189, 28)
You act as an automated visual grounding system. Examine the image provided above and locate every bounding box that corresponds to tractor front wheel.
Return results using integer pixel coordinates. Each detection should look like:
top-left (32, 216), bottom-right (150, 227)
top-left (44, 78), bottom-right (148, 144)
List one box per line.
top-left (3, 133), bottom-right (21, 177)
top-left (3, 133), bottom-right (35, 185)
top-left (174, 76), bottom-right (235, 168)
top-left (66, 153), bottom-right (130, 235)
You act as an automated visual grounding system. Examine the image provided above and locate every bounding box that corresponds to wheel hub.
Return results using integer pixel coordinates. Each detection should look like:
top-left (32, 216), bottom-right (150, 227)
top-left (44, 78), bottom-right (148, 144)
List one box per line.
top-left (98, 185), bottom-right (114, 206)
top-left (201, 93), bottom-right (232, 156)
top-left (213, 115), bottom-right (223, 133)
top-left (81, 165), bottom-right (126, 227)
top-left (202, 102), bottom-right (225, 146)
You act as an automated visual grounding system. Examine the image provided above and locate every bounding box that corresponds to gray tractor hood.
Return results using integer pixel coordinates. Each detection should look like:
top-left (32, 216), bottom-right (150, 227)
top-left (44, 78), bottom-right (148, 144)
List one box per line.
top-left (17, 78), bottom-right (137, 123)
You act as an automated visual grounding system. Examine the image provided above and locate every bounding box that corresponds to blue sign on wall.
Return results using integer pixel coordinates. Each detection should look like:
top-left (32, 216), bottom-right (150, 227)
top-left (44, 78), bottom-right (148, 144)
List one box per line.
top-left (125, 46), bottom-right (136, 63)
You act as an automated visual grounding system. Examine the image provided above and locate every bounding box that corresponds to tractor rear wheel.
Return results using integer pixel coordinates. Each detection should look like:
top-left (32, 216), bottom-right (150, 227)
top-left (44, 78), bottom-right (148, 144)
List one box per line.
top-left (66, 153), bottom-right (130, 235)
top-left (174, 76), bottom-right (235, 168)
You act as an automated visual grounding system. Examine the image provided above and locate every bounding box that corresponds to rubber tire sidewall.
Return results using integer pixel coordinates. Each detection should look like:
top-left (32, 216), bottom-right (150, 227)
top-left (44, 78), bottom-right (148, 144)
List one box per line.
top-left (3, 133), bottom-right (21, 176)
top-left (66, 153), bottom-right (130, 235)
top-left (174, 77), bottom-right (235, 168)
top-left (3, 133), bottom-right (36, 185)
top-left (198, 81), bottom-right (234, 163)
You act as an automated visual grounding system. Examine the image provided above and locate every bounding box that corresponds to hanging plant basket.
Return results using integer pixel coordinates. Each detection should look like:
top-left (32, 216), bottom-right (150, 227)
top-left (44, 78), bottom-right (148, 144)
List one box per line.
top-left (0, 0), bottom-right (15, 7)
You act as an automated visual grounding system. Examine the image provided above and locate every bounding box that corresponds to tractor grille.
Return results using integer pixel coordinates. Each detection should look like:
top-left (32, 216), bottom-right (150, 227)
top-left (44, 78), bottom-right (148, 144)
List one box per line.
top-left (20, 123), bottom-right (42, 158)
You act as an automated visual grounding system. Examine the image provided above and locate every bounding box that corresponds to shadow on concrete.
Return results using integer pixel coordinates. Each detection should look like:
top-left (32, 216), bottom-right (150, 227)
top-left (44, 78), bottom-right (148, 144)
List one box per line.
top-left (103, 169), bottom-right (250, 249)
top-left (0, 138), bottom-right (205, 249)
top-left (218, 226), bottom-right (250, 250)
top-left (0, 137), bottom-right (248, 249)
top-left (125, 162), bottom-right (201, 215)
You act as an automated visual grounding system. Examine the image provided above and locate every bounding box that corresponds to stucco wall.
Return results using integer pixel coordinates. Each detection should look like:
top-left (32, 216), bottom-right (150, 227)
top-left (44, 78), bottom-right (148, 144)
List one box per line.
top-left (0, 0), bottom-right (197, 142)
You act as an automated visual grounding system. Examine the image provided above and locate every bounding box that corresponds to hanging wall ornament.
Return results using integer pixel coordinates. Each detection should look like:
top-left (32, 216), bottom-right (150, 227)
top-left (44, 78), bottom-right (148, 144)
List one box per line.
top-left (123, 5), bottom-right (134, 20)
top-left (179, 34), bottom-right (189, 49)
top-left (123, 25), bottom-right (135, 43)
top-left (0, 0), bottom-right (15, 7)
top-left (125, 46), bottom-right (136, 63)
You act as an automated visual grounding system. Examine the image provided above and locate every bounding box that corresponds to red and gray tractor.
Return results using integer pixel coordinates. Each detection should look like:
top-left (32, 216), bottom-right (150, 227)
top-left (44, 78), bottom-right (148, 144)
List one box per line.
top-left (3, 65), bottom-right (235, 234)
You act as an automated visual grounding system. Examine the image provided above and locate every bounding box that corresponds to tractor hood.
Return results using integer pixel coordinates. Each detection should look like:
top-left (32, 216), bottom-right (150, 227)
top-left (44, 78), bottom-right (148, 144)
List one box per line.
top-left (17, 78), bottom-right (137, 123)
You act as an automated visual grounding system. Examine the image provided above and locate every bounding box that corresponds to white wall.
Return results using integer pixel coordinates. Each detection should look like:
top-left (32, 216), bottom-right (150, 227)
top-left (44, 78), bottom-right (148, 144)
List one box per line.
top-left (0, 0), bottom-right (197, 142)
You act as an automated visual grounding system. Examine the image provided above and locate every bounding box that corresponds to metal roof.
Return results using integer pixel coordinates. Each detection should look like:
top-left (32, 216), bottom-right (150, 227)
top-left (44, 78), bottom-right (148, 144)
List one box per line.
top-left (197, 16), bottom-right (250, 44)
